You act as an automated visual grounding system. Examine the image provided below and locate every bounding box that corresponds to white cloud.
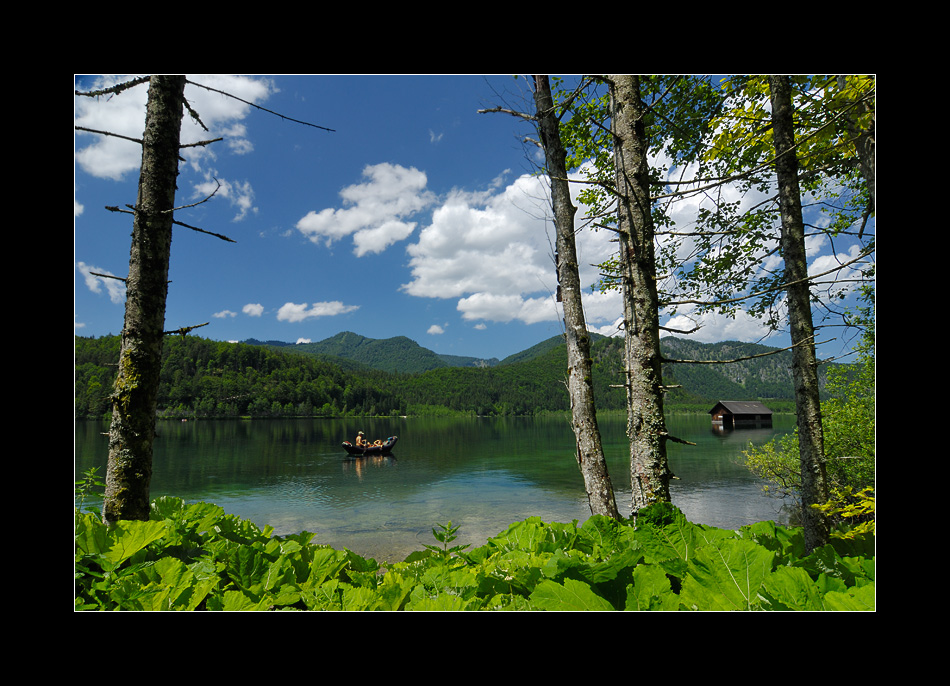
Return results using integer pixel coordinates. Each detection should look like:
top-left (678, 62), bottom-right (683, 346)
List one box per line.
top-left (77, 262), bottom-right (125, 303)
top-left (427, 324), bottom-right (445, 335)
top-left (74, 75), bottom-right (273, 228)
top-left (296, 162), bottom-right (435, 255)
top-left (401, 173), bottom-right (617, 327)
top-left (457, 293), bottom-right (558, 325)
top-left (194, 175), bottom-right (257, 222)
top-left (243, 303), bottom-right (264, 317)
top-left (75, 75), bottom-right (274, 181)
top-left (352, 219), bottom-right (417, 257)
top-left (277, 301), bottom-right (360, 322)
top-left (662, 306), bottom-right (773, 343)
top-left (213, 309), bottom-right (237, 318)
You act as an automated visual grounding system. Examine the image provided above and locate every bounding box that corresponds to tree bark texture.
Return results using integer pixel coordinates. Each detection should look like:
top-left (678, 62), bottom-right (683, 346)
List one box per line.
top-left (103, 76), bottom-right (187, 525)
top-left (768, 75), bottom-right (830, 551)
top-left (608, 75), bottom-right (673, 514)
top-left (533, 76), bottom-right (620, 519)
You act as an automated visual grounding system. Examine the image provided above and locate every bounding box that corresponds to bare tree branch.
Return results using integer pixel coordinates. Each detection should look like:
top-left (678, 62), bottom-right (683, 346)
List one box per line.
top-left (75, 76), bottom-right (150, 99)
top-left (165, 322), bottom-right (210, 337)
top-left (89, 271), bottom-right (126, 283)
top-left (185, 78), bottom-right (336, 132)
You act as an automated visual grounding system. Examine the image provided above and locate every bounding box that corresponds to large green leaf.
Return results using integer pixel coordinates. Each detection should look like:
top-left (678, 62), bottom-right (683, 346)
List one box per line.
top-left (488, 517), bottom-right (576, 554)
top-left (821, 582), bottom-right (875, 610)
top-left (680, 539), bottom-right (775, 610)
top-left (303, 547), bottom-right (350, 588)
top-left (633, 503), bottom-right (733, 578)
top-left (624, 563), bottom-right (680, 611)
top-left (118, 557), bottom-right (217, 611)
top-left (207, 589), bottom-right (270, 611)
top-left (759, 565), bottom-right (826, 611)
top-left (529, 578), bottom-right (615, 611)
top-left (76, 515), bottom-right (168, 567)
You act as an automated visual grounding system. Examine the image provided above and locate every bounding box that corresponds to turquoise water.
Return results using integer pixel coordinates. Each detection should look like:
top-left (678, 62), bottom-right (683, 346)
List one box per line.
top-left (75, 414), bottom-right (797, 561)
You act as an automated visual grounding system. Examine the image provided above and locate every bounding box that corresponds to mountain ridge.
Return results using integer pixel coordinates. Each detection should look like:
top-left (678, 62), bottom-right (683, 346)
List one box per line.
top-left (242, 330), bottom-right (829, 402)
top-left (75, 332), bottom-right (834, 419)
top-left (244, 331), bottom-right (502, 374)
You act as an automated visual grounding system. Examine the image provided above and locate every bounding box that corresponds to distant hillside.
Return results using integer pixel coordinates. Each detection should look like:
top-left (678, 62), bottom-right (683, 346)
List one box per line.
top-left (497, 333), bottom-right (605, 366)
top-left (249, 332), bottom-right (499, 374)
top-left (247, 331), bottom-right (826, 403)
top-left (659, 336), bottom-right (830, 402)
top-left (76, 331), bottom-right (831, 419)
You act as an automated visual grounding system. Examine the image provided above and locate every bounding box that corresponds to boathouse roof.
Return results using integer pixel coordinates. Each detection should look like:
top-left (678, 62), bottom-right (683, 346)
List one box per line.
top-left (708, 401), bottom-right (773, 416)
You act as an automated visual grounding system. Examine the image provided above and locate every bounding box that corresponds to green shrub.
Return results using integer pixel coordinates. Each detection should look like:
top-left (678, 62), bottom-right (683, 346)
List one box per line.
top-left (75, 498), bottom-right (873, 611)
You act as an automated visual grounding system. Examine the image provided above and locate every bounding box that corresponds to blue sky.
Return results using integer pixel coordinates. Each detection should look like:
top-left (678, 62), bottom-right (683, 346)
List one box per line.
top-left (74, 75), bottom-right (873, 363)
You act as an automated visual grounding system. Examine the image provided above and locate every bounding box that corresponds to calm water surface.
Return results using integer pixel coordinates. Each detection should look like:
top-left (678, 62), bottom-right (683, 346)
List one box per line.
top-left (75, 414), bottom-right (797, 562)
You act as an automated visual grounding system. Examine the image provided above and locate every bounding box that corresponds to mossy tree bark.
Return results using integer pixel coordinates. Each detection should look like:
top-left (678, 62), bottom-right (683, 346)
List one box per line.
top-left (608, 75), bottom-right (673, 515)
top-left (768, 75), bottom-right (830, 551)
top-left (533, 76), bottom-right (620, 519)
top-left (103, 76), bottom-right (186, 525)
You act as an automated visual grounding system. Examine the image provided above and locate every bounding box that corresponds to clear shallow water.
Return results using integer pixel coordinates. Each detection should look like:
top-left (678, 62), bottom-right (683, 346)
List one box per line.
top-left (75, 414), bottom-right (797, 562)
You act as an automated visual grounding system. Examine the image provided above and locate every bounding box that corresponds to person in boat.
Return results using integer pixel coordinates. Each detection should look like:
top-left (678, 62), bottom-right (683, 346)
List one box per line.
top-left (355, 431), bottom-right (367, 449)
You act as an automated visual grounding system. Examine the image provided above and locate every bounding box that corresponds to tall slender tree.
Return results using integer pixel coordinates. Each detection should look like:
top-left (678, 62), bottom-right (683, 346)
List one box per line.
top-left (101, 76), bottom-right (187, 524)
top-left (533, 76), bottom-right (619, 519)
top-left (768, 75), bottom-right (829, 550)
top-left (607, 75), bottom-right (674, 513)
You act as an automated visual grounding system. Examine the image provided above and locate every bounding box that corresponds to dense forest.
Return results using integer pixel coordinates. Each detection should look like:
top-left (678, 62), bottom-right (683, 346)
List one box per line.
top-left (75, 333), bottom-right (827, 420)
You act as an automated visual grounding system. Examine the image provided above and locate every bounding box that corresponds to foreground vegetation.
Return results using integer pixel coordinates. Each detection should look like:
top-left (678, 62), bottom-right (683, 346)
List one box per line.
top-left (75, 490), bottom-right (873, 611)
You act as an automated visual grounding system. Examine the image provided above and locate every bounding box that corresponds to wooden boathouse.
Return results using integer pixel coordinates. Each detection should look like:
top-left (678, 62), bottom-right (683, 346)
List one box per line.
top-left (708, 401), bottom-right (773, 429)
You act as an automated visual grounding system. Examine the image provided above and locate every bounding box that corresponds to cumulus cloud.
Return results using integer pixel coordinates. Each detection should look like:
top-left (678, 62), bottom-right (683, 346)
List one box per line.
top-left (77, 262), bottom-right (125, 303)
top-left (808, 241), bottom-right (872, 303)
top-left (213, 309), bottom-right (237, 318)
top-left (243, 303), bottom-right (264, 317)
top-left (74, 75), bottom-right (273, 221)
top-left (663, 307), bottom-right (774, 344)
top-left (277, 301), bottom-right (360, 322)
top-left (401, 173), bottom-right (617, 328)
top-left (296, 162), bottom-right (435, 256)
top-left (193, 175), bottom-right (257, 221)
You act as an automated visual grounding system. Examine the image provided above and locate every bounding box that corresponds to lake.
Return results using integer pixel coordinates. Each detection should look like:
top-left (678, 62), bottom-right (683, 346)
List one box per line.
top-left (74, 413), bottom-right (798, 562)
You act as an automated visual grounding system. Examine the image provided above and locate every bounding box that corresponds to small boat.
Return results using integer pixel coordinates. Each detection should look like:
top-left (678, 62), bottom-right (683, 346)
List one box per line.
top-left (342, 435), bottom-right (398, 456)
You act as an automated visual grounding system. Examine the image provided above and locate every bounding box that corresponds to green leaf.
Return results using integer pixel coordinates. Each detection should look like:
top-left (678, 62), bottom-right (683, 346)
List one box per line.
top-left (207, 590), bottom-right (270, 611)
top-left (759, 565), bottom-right (825, 611)
top-left (680, 539), bottom-right (775, 610)
top-left (529, 578), bottom-right (615, 611)
top-left (303, 547), bottom-right (350, 589)
top-left (119, 557), bottom-right (217, 611)
top-left (821, 582), bottom-right (875, 610)
top-left (76, 516), bottom-right (168, 567)
top-left (633, 502), bottom-right (733, 578)
top-left (489, 517), bottom-right (570, 554)
top-left (624, 563), bottom-right (680, 611)
top-left (405, 590), bottom-right (471, 611)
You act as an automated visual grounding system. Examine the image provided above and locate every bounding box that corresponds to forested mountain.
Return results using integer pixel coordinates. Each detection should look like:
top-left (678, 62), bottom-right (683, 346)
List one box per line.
top-left (250, 331), bottom-right (500, 373)
top-left (75, 333), bottom-right (825, 420)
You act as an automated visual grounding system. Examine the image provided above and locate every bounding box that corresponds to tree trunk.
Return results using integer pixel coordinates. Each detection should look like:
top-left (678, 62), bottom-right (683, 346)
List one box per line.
top-left (533, 76), bottom-right (620, 519)
top-left (768, 75), bottom-right (830, 551)
top-left (103, 76), bottom-right (187, 525)
top-left (608, 75), bottom-right (673, 514)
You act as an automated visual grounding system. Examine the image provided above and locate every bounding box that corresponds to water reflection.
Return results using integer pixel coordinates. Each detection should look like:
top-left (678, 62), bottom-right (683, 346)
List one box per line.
top-left (75, 414), bottom-right (797, 561)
